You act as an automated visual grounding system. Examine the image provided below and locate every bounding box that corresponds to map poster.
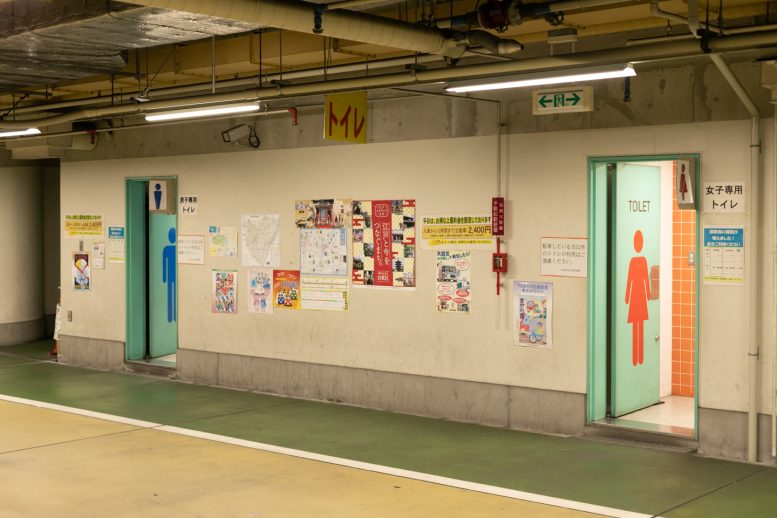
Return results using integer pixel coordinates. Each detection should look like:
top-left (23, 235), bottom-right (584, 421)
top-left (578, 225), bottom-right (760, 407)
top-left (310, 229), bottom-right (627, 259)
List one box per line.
top-left (295, 199), bottom-right (350, 228)
top-left (301, 276), bottom-right (349, 311)
top-left (72, 252), bottom-right (91, 291)
top-left (301, 228), bottom-right (348, 276)
top-left (352, 199), bottom-right (416, 288)
top-left (212, 270), bottom-right (237, 314)
top-left (273, 270), bottom-right (301, 310)
top-left (241, 214), bottom-right (280, 267)
top-left (209, 226), bottom-right (238, 257)
top-left (436, 251), bottom-right (471, 313)
top-left (513, 281), bottom-right (553, 348)
top-left (247, 269), bottom-right (274, 314)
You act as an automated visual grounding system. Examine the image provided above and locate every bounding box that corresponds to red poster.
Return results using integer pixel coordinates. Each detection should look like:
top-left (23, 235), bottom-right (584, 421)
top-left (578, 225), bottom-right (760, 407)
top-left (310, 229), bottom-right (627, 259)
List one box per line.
top-left (371, 200), bottom-right (394, 286)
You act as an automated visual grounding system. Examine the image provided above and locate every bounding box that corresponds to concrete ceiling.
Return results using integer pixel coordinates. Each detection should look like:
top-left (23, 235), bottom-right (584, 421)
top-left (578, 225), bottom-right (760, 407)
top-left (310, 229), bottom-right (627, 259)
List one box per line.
top-left (0, 0), bottom-right (773, 122)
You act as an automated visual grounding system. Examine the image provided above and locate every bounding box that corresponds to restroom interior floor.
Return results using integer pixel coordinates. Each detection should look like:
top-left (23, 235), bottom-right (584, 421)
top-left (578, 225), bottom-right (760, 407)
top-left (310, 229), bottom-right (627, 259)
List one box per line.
top-left (618, 395), bottom-right (695, 432)
top-left (0, 340), bottom-right (775, 518)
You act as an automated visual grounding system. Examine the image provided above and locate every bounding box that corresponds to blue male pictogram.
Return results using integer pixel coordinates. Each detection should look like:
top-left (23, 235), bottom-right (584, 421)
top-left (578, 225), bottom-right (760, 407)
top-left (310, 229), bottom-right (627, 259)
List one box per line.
top-left (153, 183), bottom-right (163, 210)
top-left (162, 227), bottom-right (177, 322)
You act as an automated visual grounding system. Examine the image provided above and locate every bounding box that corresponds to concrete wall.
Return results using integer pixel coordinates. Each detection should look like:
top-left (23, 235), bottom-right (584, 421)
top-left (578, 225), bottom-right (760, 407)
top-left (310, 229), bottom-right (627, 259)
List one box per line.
top-left (59, 118), bottom-right (772, 404)
top-left (0, 164), bottom-right (44, 344)
top-left (55, 56), bottom-right (777, 461)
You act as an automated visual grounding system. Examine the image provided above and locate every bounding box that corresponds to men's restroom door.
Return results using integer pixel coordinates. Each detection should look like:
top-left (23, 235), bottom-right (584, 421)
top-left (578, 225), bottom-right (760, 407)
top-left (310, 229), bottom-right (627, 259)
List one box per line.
top-left (148, 181), bottom-right (178, 358)
top-left (610, 164), bottom-right (661, 417)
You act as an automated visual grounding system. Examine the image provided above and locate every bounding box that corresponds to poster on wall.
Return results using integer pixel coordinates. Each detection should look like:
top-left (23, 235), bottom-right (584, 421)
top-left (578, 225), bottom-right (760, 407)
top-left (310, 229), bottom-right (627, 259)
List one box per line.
top-left (178, 235), bottom-right (205, 265)
top-left (273, 270), bottom-right (301, 310)
top-left (703, 225), bottom-right (745, 285)
top-left (72, 252), bottom-right (91, 291)
top-left (247, 269), bottom-right (274, 314)
top-left (420, 215), bottom-right (494, 250)
top-left (352, 199), bottom-right (416, 288)
top-left (300, 228), bottom-right (348, 276)
top-left (295, 199), bottom-right (350, 228)
top-left (540, 237), bottom-right (588, 278)
top-left (241, 214), bottom-right (280, 267)
top-left (208, 226), bottom-right (238, 257)
top-left (92, 242), bottom-right (106, 270)
top-left (436, 251), bottom-right (471, 313)
top-left (107, 226), bottom-right (125, 263)
top-left (212, 270), bottom-right (237, 314)
top-left (513, 281), bottom-right (553, 347)
top-left (301, 276), bottom-right (349, 311)
top-left (64, 214), bottom-right (103, 238)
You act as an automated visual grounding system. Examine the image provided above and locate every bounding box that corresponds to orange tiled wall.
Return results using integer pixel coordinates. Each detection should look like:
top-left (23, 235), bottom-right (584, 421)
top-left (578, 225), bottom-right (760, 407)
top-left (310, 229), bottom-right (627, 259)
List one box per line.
top-left (672, 164), bottom-right (696, 397)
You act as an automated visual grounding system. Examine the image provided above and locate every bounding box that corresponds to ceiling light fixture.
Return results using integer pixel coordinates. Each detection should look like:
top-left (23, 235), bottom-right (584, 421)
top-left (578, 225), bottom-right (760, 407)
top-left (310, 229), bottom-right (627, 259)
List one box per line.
top-left (0, 128), bottom-right (42, 138)
top-left (145, 102), bottom-right (262, 122)
top-left (445, 64), bottom-right (636, 93)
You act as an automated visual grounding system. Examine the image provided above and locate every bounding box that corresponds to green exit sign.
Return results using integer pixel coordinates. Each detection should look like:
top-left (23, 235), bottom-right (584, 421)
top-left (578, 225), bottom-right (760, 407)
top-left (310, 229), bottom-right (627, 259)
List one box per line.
top-left (532, 86), bottom-right (593, 115)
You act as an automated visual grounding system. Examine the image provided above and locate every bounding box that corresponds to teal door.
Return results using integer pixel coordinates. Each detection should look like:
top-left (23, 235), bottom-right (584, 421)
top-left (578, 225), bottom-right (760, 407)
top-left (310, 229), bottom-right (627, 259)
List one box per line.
top-left (148, 209), bottom-right (177, 358)
top-left (611, 163), bottom-right (661, 417)
top-left (126, 181), bottom-right (148, 361)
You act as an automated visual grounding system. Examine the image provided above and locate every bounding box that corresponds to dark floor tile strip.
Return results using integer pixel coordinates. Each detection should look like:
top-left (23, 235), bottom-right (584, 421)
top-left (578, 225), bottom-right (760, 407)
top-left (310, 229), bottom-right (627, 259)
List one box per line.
top-left (175, 399), bottom-right (304, 424)
top-left (0, 426), bottom-right (155, 457)
top-left (652, 468), bottom-right (767, 517)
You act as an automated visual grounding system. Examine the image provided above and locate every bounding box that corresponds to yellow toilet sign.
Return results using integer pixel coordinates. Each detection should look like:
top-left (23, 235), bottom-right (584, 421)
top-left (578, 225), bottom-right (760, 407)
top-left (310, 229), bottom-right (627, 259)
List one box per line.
top-left (325, 91), bottom-right (367, 144)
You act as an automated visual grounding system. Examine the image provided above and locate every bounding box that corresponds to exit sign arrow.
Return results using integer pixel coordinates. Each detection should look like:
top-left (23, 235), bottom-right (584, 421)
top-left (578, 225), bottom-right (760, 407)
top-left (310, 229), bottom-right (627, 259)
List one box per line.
top-left (538, 92), bottom-right (581, 108)
top-left (532, 86), bottom-right (593, 115)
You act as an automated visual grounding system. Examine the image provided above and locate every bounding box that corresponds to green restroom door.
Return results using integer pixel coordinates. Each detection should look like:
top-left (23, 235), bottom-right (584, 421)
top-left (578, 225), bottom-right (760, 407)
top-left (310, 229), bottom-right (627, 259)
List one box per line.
top-left (148, 209), bottom-right (178, 357)
top-left (611, 163), bottom-right (661, 417)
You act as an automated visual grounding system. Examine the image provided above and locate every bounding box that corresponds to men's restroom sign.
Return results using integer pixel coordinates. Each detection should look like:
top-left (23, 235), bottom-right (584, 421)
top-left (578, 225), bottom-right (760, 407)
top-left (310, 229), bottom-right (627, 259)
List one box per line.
top-left (149, 179), bottom-right (176, 214)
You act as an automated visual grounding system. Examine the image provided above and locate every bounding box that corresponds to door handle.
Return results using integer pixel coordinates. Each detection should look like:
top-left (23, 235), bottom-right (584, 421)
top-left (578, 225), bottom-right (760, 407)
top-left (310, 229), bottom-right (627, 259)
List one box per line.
top-left (655, 335), bottom-right (660, 342)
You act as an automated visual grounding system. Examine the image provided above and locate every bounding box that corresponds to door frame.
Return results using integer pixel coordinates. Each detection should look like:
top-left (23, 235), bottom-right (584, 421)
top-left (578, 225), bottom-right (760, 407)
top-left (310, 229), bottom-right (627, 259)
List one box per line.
top-left (587, 155), bottom-right (700, 436)
top-left (125, 176), bottom-right (178, 362)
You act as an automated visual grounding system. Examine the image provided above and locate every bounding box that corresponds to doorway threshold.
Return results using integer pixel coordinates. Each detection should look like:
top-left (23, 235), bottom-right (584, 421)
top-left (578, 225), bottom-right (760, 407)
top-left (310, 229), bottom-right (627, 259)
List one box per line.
top-left (593, 416), bottom-right (694, 438)
top-left (124, 355), bottom-right (176, 378)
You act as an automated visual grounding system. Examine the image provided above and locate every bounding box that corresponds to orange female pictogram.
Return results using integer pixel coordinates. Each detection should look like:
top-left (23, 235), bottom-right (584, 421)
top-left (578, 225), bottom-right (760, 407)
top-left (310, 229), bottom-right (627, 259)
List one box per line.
top-left (625, 230), bottom-right (651, 366)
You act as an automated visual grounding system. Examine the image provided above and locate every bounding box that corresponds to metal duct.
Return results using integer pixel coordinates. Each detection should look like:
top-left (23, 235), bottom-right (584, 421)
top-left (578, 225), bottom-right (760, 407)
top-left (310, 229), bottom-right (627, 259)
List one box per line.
top-left (5, 30), bottom-right (777, 130)
top-left (125, 0), bottom-right (464, 57)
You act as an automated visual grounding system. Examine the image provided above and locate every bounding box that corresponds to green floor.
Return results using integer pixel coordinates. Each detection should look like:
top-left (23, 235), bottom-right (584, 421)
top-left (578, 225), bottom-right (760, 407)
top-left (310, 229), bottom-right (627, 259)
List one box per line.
top-left (1, 340), bottom-right (776, 517)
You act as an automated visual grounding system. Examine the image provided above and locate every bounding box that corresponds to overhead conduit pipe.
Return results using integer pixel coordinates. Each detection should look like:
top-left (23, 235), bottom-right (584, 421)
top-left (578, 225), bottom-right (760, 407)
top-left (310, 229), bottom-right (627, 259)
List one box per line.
top-left (6, 31), bottom-right (777, 130)
top-left (124, 0), bottom-right (466, 57)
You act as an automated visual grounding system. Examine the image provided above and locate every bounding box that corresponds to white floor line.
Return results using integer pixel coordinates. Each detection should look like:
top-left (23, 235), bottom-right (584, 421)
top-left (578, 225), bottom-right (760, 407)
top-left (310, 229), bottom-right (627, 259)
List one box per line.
top-left (0, 393), bottom-right (654, 518)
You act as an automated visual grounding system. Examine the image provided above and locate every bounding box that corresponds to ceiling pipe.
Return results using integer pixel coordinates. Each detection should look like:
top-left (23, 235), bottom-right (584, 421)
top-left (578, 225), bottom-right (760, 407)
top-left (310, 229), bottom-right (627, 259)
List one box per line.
top-left (5, 30), bottom-right (777, 130)
top-left (437, 0), bottom-right (637, 29)
top-left (650, 0), bottom-right (721, 34)
top-left (124, 0), bottom-right (467, 58)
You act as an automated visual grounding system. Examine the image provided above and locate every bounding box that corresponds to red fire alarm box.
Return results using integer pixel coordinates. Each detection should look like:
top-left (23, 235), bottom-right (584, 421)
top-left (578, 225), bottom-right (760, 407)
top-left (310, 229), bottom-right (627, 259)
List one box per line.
top-left (492, 252), bottom-right (508, 273)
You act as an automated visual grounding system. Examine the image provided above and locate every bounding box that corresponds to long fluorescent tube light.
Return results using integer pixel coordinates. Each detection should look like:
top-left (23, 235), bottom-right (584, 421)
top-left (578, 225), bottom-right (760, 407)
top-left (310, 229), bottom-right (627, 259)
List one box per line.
top-left (0, 128), bottom-right (41, 138)
top-left (445, 65), bottom-right (636, 93)
top-left (145, 102), bottom-right (262, 122)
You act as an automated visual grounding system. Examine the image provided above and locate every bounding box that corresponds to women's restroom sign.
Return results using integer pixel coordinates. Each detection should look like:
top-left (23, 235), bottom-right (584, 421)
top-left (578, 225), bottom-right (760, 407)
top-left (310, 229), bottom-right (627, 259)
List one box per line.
top-left (149, 179), bottom-right (176, 214)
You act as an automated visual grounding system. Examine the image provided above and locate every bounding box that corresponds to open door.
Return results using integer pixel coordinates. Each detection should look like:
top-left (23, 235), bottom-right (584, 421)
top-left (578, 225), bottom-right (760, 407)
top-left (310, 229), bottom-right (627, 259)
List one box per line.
top-left (126, 178), bottom-right (178, 362)
top-left (149, 210), bottom-right (177, 358)
top-left (610, 163), bottom-right (661, 417)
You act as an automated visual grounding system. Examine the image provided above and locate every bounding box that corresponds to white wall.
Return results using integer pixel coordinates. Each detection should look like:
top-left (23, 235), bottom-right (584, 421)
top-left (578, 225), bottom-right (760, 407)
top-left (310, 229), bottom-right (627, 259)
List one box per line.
top-left (0, 166), bottom-right (42, 324)
top-left (60, 118), bottom-right (774, 414)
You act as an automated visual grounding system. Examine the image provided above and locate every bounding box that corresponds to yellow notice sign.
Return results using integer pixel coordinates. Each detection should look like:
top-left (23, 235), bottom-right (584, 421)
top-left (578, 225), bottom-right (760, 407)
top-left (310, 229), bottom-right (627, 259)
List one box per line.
top-left (420, 214), bottom-right (494, 249)
top-left (325, 91), bottom-right (367, 143)
top-left (64, 214), bottom-right (104, 238)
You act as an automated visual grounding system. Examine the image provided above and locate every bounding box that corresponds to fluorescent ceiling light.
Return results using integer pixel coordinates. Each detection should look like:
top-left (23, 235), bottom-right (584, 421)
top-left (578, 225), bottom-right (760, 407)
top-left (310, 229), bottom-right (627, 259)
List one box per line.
top-left (445, 65), bottom-right (636, 93)
top-left (145, 102), bottom-right (262, 122)
top-left (0, 128), bottom-right (41, 138)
